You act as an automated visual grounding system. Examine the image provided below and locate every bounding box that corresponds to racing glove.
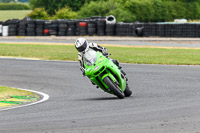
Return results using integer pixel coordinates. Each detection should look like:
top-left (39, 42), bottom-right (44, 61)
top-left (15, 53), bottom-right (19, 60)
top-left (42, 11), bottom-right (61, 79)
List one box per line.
top-left (102, 48), bottom-right (108, 57)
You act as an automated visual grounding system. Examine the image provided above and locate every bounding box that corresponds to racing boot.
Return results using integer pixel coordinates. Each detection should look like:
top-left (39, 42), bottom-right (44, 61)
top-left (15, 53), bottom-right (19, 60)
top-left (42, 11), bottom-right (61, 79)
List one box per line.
top-left (121, 69), bottom-right (126, 76)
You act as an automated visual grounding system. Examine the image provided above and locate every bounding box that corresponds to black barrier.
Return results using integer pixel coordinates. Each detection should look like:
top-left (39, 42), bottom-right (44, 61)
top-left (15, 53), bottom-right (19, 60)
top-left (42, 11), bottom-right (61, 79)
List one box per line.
top-left (87, 20), bottom-right (96, 36)
top-left (1, 18), bottom-right (200, 37)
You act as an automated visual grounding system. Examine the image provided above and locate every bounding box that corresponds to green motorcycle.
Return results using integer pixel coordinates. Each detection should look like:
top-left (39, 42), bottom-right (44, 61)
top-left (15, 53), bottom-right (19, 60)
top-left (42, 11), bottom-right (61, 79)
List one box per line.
top-left (83, 49), bottom-right (132, 99)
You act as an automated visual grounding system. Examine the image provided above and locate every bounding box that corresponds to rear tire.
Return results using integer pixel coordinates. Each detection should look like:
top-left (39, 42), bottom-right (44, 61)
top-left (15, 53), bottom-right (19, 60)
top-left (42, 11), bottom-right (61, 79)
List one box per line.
top-left (103, 76), bottom-right (124, 99)
top-left (124, 84), bottom-right (132, 97)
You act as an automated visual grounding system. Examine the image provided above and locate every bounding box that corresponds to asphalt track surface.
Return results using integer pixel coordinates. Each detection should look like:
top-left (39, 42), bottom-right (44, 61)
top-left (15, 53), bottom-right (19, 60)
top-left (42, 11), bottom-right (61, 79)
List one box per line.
top-left (1, 36), bottom-right (200, 47)
top-left (0, 58), bottom-right (200, 133)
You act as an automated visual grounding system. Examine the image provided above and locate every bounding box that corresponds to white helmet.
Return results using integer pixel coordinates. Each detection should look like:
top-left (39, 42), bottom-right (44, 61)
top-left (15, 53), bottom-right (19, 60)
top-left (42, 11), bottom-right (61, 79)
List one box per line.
top-left (75, 38), bottom-right (89, 52)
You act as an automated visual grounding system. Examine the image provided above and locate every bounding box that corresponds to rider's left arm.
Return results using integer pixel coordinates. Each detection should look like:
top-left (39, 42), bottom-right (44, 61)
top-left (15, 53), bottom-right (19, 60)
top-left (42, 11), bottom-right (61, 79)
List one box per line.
top-left (89, 43), bottom-right (108, 56)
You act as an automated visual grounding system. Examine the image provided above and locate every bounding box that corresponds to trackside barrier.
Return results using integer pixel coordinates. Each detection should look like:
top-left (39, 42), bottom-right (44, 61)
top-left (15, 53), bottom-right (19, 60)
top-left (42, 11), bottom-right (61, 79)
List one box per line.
top-left (2, 26), bottom-right (8, 36)
top-left (0, 25), bottom-right (2, 36)
top-left (1, 18), bottom-right (200, 37)
top-left (0, 21), bottom-right (2, 36)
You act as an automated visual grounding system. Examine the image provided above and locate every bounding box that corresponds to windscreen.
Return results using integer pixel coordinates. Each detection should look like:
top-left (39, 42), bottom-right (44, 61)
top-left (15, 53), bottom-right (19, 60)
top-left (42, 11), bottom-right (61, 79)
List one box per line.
top-left (83, 49), bottom-right (97, 66)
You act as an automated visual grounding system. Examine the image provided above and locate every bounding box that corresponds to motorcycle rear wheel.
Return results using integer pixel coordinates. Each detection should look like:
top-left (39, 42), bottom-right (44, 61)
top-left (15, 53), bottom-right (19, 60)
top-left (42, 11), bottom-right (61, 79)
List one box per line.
top-left (103, 76), bottom-right (124, 99)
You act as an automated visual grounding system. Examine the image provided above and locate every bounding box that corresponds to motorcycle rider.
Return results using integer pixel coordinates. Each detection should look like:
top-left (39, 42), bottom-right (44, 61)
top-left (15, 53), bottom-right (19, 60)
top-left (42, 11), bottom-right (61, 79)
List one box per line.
top-left (75, 38), bottom-right (122, 76)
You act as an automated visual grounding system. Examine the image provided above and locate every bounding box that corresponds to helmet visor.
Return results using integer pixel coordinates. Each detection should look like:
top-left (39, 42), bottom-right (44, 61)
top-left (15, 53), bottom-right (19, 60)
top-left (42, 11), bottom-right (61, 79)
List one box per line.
top-left (77, 40), bottom-right (88, 52)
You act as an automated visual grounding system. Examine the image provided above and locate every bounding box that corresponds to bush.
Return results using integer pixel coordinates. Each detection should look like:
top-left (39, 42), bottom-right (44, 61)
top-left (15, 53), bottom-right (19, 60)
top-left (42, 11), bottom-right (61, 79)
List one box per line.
top-left (125, 0), bottom-right (200, 22)
top-left (77, 0), bottom-right (135, 22)
top-left (53, 6), bottom-right (77, 20)
top-left (185, 2), bottom-right (200, 20)
top-left (29, 0), bottom-right (86, 15)
top-left (108, 6), bottom-right (136, 22)
top-left (0, 0), bottom-right (15, 3)
top-left (78, 0), bottom-right (200, 22)
top-left (0, 3), bottom-right (30, 10)
top-left (26, 8), bottom-right (49, 20)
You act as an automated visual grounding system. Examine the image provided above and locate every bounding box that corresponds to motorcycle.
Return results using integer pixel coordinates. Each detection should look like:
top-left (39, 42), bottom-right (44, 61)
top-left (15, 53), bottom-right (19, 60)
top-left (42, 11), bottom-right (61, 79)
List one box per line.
top-left (83, 49), bottom-right (132, 99)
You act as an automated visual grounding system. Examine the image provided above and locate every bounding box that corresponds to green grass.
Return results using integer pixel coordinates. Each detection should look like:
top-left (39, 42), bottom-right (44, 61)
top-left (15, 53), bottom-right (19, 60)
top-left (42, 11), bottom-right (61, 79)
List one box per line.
top-left (0, 43), bottom-right (200, 65)
top-left (188, 19), bottom-right (200, 22)
top-left (0, 86), bottom-right (38, 100)
top-left (109, 47), bottom-right (200, 65)
top-left (0, 10), bottom-right (31, 21)
top-left (0, 86), bottom-right (40, 108)
top-left (0, 44), bottom-right (77, 61)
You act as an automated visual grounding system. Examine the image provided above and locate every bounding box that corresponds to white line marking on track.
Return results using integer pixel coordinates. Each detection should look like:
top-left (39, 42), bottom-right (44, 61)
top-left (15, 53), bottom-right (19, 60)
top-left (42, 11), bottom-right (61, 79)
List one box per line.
top-left (0, 57), bottom-right (77, 63)
top-left (0, 87), bottom-right (50, 112)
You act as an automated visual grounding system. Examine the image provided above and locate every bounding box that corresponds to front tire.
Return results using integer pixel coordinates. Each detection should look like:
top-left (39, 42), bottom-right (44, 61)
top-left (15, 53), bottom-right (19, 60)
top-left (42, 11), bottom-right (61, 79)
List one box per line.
top-left (103, 76), bottom-right (124, 99)
top-left (124, 84), bottom-right (132, 97)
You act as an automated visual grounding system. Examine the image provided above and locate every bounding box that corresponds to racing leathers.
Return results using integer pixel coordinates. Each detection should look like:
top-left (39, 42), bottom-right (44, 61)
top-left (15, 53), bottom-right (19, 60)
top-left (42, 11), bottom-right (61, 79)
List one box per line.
top-left (78, 42), bottom-right (109, 75)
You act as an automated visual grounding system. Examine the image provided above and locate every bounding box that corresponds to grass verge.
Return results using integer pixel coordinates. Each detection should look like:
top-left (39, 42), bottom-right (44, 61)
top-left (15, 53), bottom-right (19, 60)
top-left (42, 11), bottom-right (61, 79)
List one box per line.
top-left (0, 43), bottom-right (200, 65)
top-left (0, 86), bottom-right (39, 101)
top-left (0, 10), bottom-right (31, 21)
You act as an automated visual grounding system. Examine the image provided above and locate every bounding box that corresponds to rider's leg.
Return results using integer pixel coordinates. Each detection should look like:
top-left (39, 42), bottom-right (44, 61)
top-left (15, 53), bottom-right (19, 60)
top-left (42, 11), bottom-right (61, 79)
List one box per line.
top-left (112, 59), bottom-right (121, 69)
top-left (112, 59), bottom-right (127, 76)
top-left (121, 69), bottom-right (126, 76)
top-left (110, 58), bottom-right (128, 81)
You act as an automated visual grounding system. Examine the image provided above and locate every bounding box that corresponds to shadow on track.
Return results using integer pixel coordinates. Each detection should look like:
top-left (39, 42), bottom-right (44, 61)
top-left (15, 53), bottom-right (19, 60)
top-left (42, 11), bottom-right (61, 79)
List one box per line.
top-left (76, 97), bottom-right (119, 101)
top-left (76, 96), bottom-right (134, 101)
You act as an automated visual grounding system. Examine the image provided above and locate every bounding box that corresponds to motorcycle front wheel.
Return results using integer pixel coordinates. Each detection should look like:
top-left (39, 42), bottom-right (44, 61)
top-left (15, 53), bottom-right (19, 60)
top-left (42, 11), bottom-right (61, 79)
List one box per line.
top-left (124, 84), bottom-right (132, 97)
top-left (103, 76), bottom-right (124, 99)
